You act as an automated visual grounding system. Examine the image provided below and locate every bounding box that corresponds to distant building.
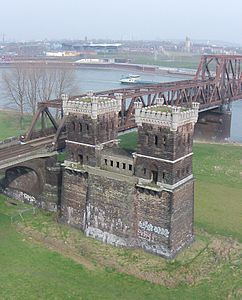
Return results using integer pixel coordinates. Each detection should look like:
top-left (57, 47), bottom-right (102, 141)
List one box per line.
top-left (62, 42), bottom-right (122, 53)
top-left (185, 36), bottom-right (192, 53)
top-left (45, 51), bottom-right (81, 57)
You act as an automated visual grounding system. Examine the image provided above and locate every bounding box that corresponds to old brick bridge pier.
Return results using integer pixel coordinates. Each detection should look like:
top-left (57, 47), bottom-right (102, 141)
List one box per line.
top-left (0, 54), bottom-right (242, 258)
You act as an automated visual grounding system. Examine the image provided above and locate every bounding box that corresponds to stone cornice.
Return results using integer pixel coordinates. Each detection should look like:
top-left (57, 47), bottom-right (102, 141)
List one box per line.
top-left (62, 93), bottom-right (122, 119)
top-left (134, 101), bottom-right (199, 131)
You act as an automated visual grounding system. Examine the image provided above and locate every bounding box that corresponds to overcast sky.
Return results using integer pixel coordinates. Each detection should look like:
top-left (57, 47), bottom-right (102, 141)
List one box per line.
top-left (0, 0), bottom-right (241, 44)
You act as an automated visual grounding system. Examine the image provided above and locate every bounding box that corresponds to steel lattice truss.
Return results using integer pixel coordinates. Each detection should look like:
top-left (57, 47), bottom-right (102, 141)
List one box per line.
top-left (26, 54), bottom-right (242, 139)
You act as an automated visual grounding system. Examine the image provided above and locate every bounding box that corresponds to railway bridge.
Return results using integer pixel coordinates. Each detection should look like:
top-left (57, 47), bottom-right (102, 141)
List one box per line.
top-left (23, 54), bottom-right (242, 142)
top-left (0, 54), bottom-right (242, 203)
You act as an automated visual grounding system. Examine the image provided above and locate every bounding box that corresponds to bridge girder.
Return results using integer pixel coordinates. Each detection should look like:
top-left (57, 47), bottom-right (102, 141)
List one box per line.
top-left (25, 54), bottom-right (242, 138)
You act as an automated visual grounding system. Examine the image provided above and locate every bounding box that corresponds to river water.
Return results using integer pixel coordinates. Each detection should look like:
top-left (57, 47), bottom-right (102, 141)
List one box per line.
top-left (0, 67), bottom-right (241, 142)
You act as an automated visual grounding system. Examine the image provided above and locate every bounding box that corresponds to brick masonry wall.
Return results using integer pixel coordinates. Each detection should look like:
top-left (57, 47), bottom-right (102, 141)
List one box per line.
top-left (85, 172), bottom-right (136, 245)
top-left (66, 112), bottom-right (118, 145)
top-left (60, 165), bottom-right (193, 258)
top-left (134, 188), bottom-right (172, 256)
top-left (137, 123), bottom-right (194, 161)
top-left (169, 179), bottom-right (194, 252)
top-left (135, 155), bottom-right (193, 185)
top-left (61, 169), bottom-right (88, 229)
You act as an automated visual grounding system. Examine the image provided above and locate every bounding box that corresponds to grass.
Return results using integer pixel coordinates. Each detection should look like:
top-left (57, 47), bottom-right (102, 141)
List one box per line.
top-left (0, 195), bottom-right (241, 300)
top-left (96, 52), bottom-right (201, 70)
top-left (0, 110), bottom-right (33, 140)
top-left (119, 131), bottom-right (138, 152)
top-left (193, 143), bottom-right (242, 242)
top-left (0, 110), bottom-right (58, 141)
top-left (1, 131), bottom-right (242, 299)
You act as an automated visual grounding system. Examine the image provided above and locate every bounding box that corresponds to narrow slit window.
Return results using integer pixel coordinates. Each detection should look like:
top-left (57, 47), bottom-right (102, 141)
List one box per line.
top-left (154, 135), bottom-right (158, 146)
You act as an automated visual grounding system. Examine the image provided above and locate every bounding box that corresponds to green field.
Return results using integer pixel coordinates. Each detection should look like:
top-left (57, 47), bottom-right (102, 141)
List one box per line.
top-left (96, 52), bottom-right (201, 69)
top-left (0, 110), bottom-right (33, 140)
top-left (0, 133), bottom-right (242, 299)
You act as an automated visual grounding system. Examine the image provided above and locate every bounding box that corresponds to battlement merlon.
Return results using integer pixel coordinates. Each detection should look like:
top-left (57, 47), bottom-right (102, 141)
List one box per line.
top-left (61, 93), bottom-right (122, 119)
top-left (134, 102), bottom-right (199, 131)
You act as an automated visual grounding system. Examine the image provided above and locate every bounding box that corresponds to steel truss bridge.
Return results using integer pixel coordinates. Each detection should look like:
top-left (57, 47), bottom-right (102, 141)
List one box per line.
top-left (1, 54), bottom-right (242, 166)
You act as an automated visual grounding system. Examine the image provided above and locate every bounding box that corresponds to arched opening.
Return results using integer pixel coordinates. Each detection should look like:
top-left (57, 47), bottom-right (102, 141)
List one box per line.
top-left (151, 170), bottom-right (158, 184)
top-left (4, 166), bottom-right (42, 196)
top-left (150, 164), bottom-right (158, 184)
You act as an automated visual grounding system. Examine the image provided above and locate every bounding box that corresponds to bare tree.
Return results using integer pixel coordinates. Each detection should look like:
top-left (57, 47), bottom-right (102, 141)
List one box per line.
top-left (54, 67), bottom-right (77, 99)
top-left (2, 65), bottom-right (27, 126)
top-left (2, 63), bottom-right (78, 117)
top-left (25, 65), bottom-right (41, 115)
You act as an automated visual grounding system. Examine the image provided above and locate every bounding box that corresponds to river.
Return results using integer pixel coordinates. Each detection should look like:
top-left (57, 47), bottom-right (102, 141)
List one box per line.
top-left (0, 67), bottom-right (241, 142)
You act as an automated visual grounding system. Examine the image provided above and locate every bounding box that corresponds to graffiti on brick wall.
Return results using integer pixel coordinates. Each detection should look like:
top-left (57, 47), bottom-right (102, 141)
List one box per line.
top-left (4, 188), bottom-right (36, 204)
top-left (138, 220), bottom-right (169, 242)
top-left (21, 192), bottom-right (36, 204)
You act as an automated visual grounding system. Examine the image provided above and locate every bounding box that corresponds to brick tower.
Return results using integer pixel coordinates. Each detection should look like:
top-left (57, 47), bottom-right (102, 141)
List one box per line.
top-left (60, 93), bottom-right (121, 228)
top-left (133, 99), bottom-right (199, 257)
top-left (62, 93), bottom-right (121, 167)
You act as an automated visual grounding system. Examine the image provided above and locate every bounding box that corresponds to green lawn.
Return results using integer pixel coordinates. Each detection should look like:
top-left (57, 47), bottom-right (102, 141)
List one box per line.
top-left (96, 52), bottom-right (200, 69)
top-left (0, 131), bottom-right (242, 299)
top-left (0, 110), bottom-right (56, 141)
top-left (0, 196), bottom-right (241, 300)
top-left (0, 110), bottom-right (33, 140)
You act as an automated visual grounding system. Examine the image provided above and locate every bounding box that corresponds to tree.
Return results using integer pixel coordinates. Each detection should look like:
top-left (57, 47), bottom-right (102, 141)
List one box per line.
top-left (2, 63), bottom-right (78, 117)
top-left (2, 64), bottom-right (27, 127)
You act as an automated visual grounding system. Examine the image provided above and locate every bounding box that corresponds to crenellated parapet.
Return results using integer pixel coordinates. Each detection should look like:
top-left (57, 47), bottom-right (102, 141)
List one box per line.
top-left (62, 93), bottom-right (122, 119)
top-left (135, 100), bottom-right (199, 131)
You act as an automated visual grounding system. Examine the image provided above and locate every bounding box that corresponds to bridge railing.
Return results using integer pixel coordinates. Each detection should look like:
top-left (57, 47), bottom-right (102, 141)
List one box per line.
top-left (0, 136), bottom-right (19, 149)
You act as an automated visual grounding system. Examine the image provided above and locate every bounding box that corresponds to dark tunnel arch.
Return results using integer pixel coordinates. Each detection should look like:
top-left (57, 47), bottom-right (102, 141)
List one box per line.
top-left (4, 165), bottom-right (44, 197)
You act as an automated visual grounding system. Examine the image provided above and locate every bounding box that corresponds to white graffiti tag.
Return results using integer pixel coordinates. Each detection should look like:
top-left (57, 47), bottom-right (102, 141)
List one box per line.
top-left (138, 220), bottom-right (169, 238)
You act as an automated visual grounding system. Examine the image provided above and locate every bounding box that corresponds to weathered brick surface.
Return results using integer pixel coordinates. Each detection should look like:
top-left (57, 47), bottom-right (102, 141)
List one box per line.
top-left (169, 180), bottom-right (194, 251)
top-left (66, 112), bottom-right (118, 145)
top-left (60, 105), bottom-right (197, 258)
top-left (134, 188), bottom-right (171, 252)
top-left (135, 155), bottom-right (192, 185)
top-left (137, 123), bottom-right (194, 161)
top-left (86, 173), bottom-right (135, 240)
top-left (2, 156), bottom-right (62, 211)
top-left (61, 169), bottom-right (88, 229)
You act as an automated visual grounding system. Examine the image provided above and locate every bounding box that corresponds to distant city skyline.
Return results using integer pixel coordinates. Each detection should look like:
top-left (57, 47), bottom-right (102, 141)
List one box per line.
top-left (1, 0), bottom-right (242, 44)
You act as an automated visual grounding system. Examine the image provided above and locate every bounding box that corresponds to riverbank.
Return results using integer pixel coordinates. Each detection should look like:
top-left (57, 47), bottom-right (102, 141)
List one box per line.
top-left (0, 59), bottom-right (195, 77)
